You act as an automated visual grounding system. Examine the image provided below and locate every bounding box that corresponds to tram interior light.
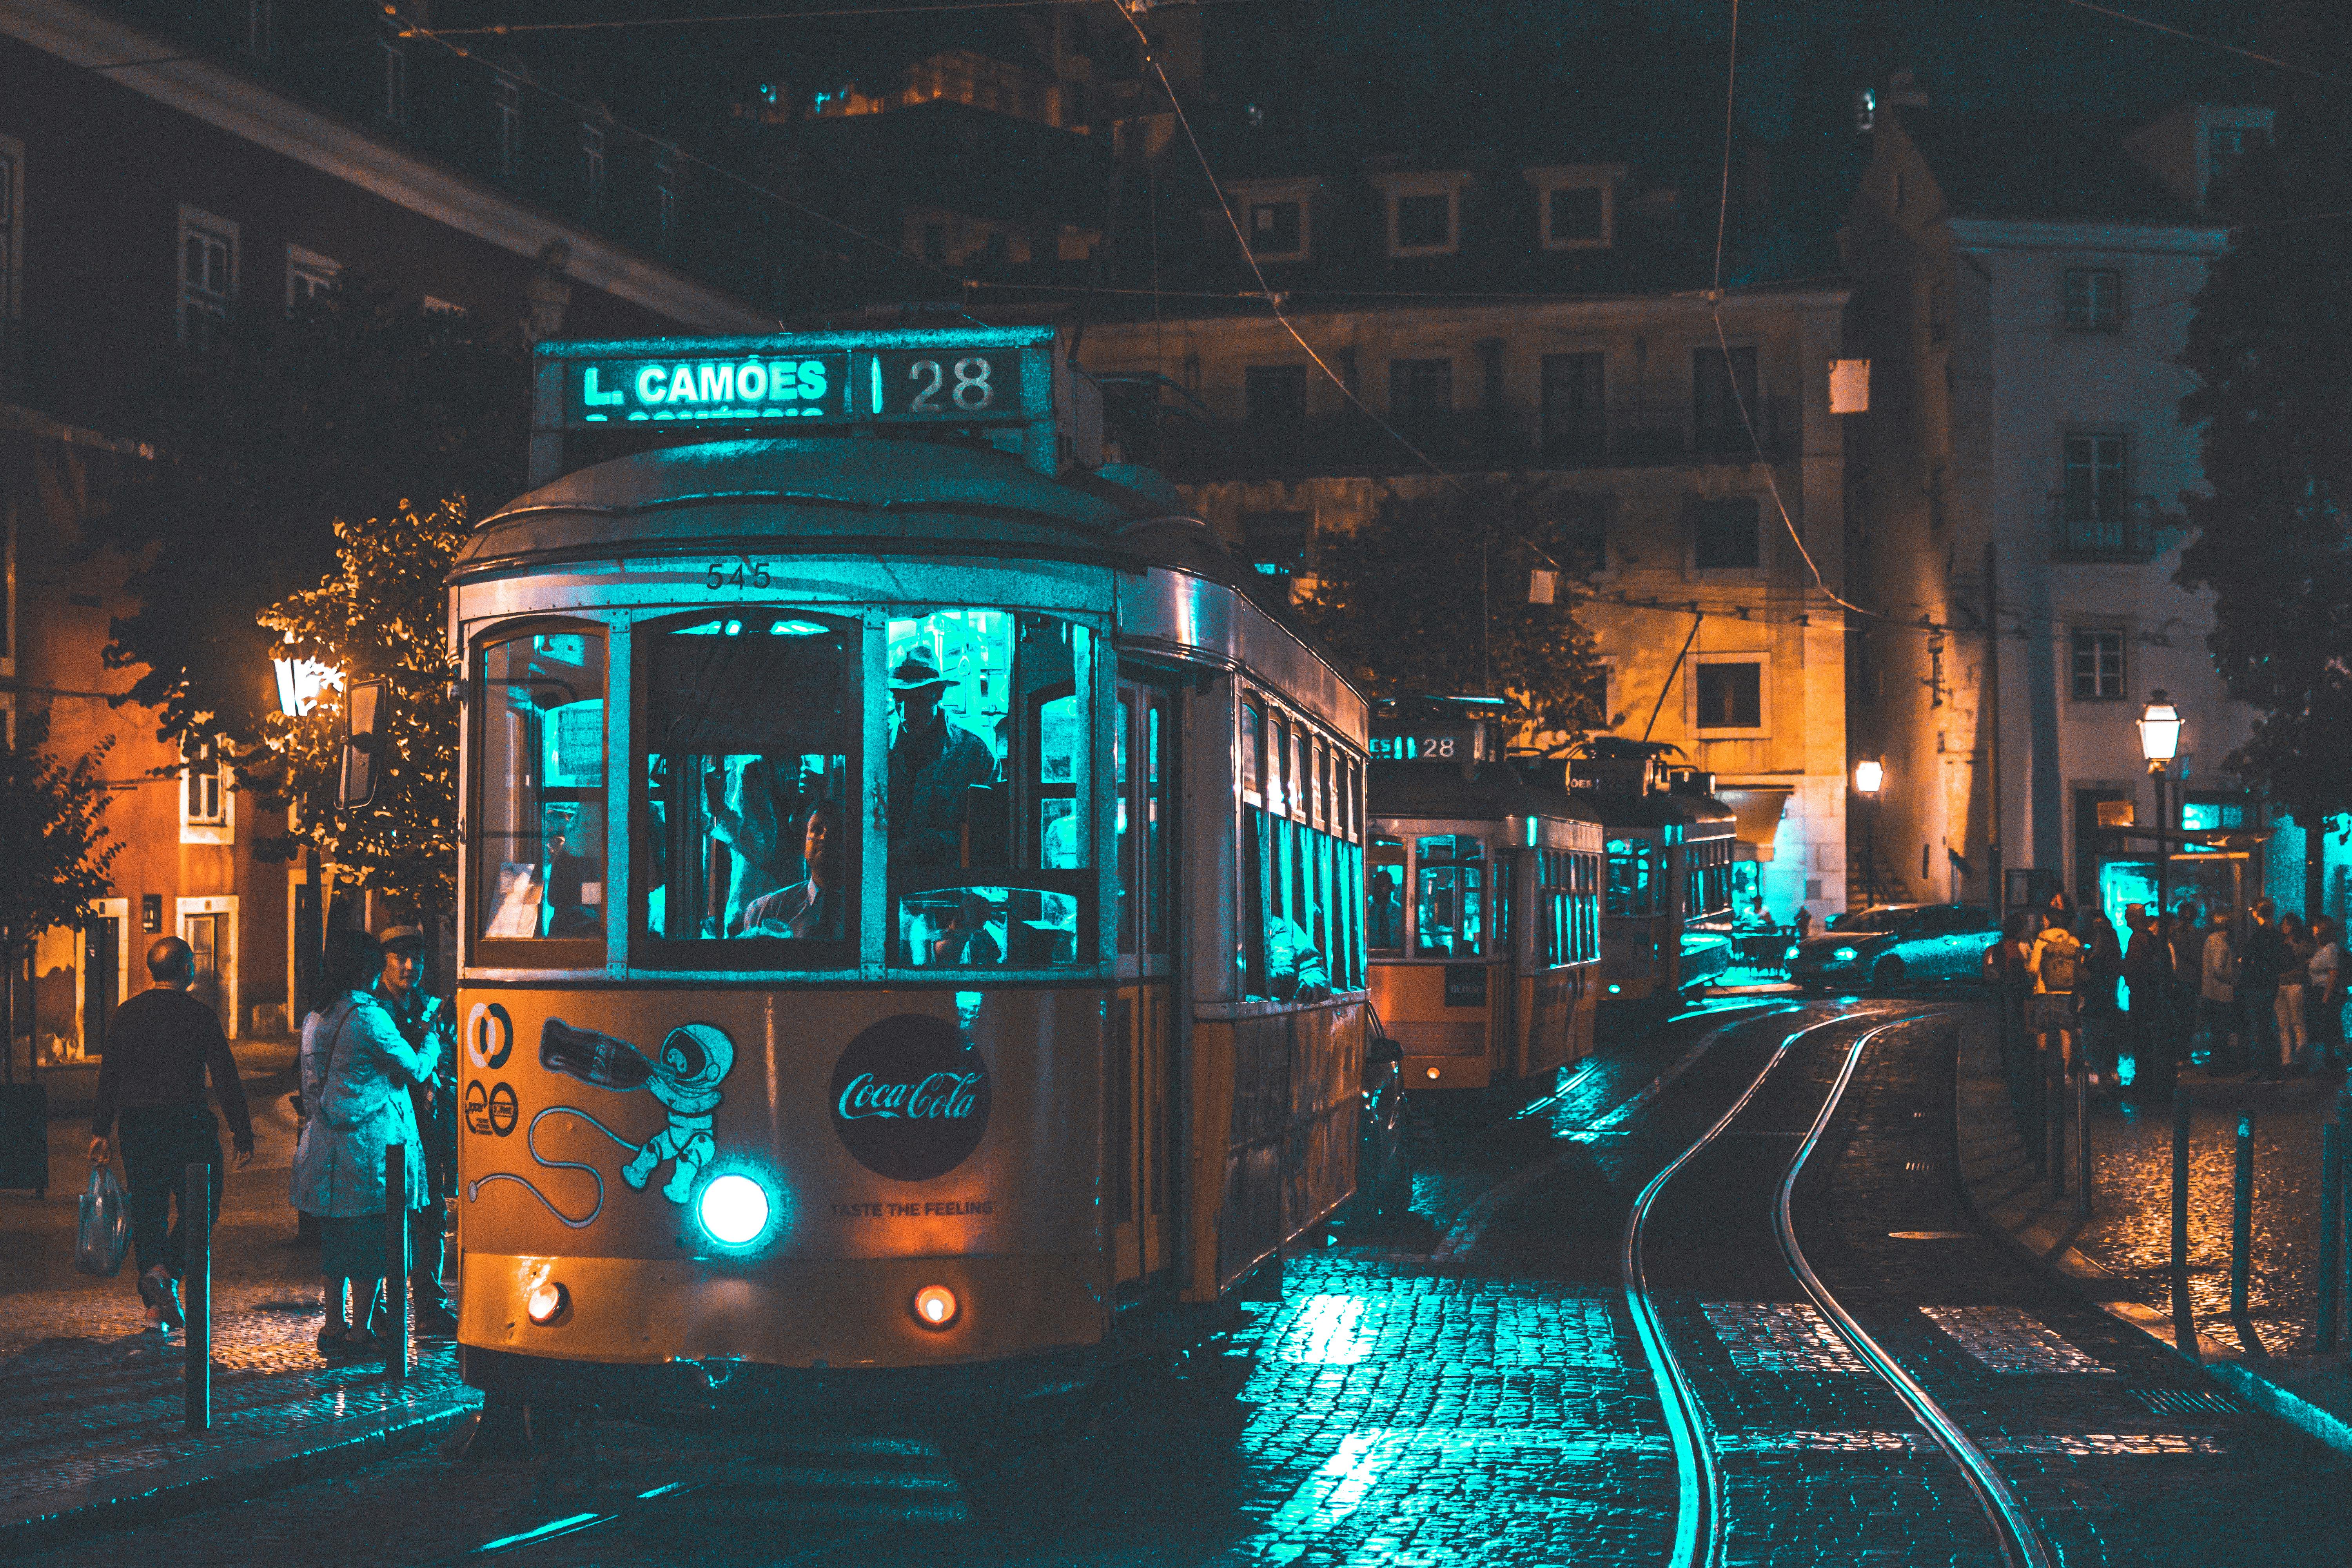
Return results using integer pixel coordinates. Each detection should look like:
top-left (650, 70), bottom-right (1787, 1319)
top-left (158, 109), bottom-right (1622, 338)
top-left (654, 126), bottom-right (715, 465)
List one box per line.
top-left (770, 619), bottom-right (830, 637)
top-left (912, 1284), bottom-right (960, 1328)
top-left (696, 1173), bottom-right (772, 1247)
top-left (525, 1279), bottom-right (569, 1325)
top-left (722, 619), bottom-right (744, 637)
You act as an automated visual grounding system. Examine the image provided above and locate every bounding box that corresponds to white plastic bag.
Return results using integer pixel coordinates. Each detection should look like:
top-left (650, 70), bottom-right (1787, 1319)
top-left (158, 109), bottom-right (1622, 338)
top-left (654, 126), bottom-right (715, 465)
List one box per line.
top-left (75, 1163), bottom-right (131, 1278)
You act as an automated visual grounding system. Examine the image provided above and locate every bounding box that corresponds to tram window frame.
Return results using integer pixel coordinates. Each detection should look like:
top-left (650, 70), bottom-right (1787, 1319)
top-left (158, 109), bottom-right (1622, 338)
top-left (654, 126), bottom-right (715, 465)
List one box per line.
top-left (884, 609), bottom-right (1095, 974)
top-left (629, 608), bottom-right (859, 971)
top-left (1412, 832), bottom-right (1485, 959)
top-left (472, 619), bottom-right (610, 970)
top-left (1605, 836), bottom-right (1653, 917)
top-left (1111, 678), bottom-right (1176, 969)
top-left (1369, 832), bottom-right (1406, 955)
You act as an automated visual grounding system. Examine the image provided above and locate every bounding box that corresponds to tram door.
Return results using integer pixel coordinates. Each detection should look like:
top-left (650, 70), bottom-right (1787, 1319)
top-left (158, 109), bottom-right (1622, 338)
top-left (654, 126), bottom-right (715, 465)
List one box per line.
top-left (1112, 679), bottom-right (1179, 1283)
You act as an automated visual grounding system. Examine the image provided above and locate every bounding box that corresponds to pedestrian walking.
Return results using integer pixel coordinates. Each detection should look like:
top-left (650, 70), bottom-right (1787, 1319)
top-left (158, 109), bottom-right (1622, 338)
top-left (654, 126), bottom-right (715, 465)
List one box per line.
top-left (372, 924), bottom-right (459, 1336)
top-left (2309, 917), bottom-right (2345, 1070)
top-left (2029, 911), bottom-right (2084, 1073)
top-left (1793, 905), bottom-right (1814, 943)
top-left (290, 928), bottom-right (436, 1357)
top-left (85, 938), bottom-right (255, 1331)
top-left (2077, 910), bottom-right (2125, 1095)
top-left (2277, 911), bottom-right (2315, 1074)
top-left (2200, 911), bottom-right (2239, 1069)
top-left (2238, 899), bottom-right (2287, 1082)
top-left (2124, 907), bottom-right (2174, 1098)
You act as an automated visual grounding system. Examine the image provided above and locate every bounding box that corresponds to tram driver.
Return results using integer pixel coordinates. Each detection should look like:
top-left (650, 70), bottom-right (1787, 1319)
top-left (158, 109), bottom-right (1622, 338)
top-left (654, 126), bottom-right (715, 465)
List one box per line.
top-left (886, 648), bottom-right (999, 867)
top-left (737, 799), bottom-right (846, 940)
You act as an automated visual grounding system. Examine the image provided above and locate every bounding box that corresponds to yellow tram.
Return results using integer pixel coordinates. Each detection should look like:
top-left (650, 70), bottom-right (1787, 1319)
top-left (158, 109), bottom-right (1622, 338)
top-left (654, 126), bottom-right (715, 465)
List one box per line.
top-left (446, 328), bottom-right (1370, 1412)
top-left (1556, 739), bottom-right (1738, 1008)
top-left (1365, 701), bottom-right (1605, 1091)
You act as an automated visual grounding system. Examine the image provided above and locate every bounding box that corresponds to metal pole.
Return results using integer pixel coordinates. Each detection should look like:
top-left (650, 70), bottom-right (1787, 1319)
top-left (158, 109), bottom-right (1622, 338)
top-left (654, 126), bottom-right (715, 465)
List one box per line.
top-left (2171, 1087), bottom-right (2194, 1347)
top-left (2029, 1032), bottom-right (2047, 1177)
top-left (183, 1161), bottom-right (211, 1431)
top-left (1984, 544), bottom-right (2003, 926)
top-left (2048, 1032), bottom-right (2066, 1196)
top-left (2319, 1123), bottom-right (2343, 1353)
top-left (385, 1143), bottom-right (409, 1381)
top-left (2231, 1112), bottom-right (2254, 1324)
top-left (2075, 1062), bottom-right (2092, 1216)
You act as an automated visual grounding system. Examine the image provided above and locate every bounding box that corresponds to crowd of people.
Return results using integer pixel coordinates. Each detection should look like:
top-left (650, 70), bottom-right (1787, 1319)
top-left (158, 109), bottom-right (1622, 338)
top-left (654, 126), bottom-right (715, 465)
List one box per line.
top-left (88, 924), bottom-right (458, 1352)
top-left (1985, 892), bottom-right (2346, 1099)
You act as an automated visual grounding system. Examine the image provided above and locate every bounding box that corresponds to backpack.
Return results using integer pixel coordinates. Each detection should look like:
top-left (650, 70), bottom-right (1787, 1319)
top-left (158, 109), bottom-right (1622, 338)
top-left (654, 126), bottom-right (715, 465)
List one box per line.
top-left (2037, 931), bottom-right (2083, 993)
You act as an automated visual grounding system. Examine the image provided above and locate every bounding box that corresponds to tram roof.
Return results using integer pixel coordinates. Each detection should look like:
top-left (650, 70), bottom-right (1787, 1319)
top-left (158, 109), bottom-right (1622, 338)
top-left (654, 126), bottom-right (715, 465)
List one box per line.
top-left (1571, 788), bottom-right (1737, 837)
top-left (1368, 759), bottom-right (1601, 828)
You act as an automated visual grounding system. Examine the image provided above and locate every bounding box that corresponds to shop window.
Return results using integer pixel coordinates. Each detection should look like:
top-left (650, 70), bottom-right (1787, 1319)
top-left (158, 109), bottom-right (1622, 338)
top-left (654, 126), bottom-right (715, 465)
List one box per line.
top-left (479, 630), bottom-right (606, 951)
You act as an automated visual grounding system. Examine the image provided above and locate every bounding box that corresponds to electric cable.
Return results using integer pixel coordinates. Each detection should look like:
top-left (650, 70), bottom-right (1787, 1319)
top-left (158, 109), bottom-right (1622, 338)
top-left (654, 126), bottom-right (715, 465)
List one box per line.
top-left (2044, 0), bottom-right (2352, 89)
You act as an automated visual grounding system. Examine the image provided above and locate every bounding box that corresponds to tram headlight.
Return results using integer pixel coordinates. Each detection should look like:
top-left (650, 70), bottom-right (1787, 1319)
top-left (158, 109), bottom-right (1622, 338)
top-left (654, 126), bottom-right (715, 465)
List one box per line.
top-left (696, 1173), bottom-right (773, 1247)
top-left (525, 1279), bottom-right (568, 1325)
top-left (1833, 946), bottom-right (1859, 964)
top-left (1783, 944), bottom-right (1800, 962)
top-left (911, 1284), bottom-right (960, 1329)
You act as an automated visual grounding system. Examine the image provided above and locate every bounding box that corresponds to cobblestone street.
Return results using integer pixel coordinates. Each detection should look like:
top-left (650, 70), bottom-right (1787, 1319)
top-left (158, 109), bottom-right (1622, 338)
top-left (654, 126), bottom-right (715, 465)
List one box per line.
top-left (13, 1002), bottom-right (2344, 1567)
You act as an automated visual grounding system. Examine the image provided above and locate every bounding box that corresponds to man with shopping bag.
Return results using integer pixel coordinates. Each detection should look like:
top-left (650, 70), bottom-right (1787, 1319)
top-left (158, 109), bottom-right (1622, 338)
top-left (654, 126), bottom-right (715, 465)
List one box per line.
top-left (87, 938), bottom-right (254, 1330)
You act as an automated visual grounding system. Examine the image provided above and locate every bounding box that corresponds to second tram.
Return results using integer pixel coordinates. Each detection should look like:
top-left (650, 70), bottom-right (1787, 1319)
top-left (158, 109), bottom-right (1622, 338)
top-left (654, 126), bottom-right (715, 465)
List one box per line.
top-left (1555, 739), bottom-right (1739, 1009)
top-left (1366, 701), bottom-right (1605, 1091)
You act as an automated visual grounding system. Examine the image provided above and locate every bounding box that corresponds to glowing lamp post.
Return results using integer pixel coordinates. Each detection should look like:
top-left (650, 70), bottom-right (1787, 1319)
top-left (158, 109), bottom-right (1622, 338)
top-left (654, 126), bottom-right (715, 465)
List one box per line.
top-left (2140, 689), bottom-right (2182, 976)
top-left (1853, 758), bottom-right (1884, 908)
top-left (271, 654), bottom-right (340, 718)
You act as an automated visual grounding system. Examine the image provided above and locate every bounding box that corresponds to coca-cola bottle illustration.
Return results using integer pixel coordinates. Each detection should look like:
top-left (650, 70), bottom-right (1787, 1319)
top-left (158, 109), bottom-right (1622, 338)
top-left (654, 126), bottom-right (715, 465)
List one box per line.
top-left (540, 1018), bottom-right (656, 1091)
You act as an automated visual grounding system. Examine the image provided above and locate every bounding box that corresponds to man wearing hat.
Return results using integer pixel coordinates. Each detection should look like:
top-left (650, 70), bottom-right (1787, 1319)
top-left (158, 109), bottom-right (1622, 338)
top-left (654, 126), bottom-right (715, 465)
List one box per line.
top-left (886, 647), bottom-right (998, 867)
top-left (374, 924), bottom-right (459, 1334)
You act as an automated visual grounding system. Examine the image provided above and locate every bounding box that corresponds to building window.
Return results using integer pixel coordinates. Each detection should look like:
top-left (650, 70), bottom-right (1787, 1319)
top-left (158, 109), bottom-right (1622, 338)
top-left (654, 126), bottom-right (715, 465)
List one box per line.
top-left (1696, 663), bottom-right (1763, 730)
top-left (1693, 345), bottom-right (1757, 450)
top-left (1547, 186), bottom-right (1605, 245)
top-left (1694, 498), bottom-right (1761, 570)
top-left (1245, 364), bottom-right (1307, 424)
top-left (178, 207), bottom-right (236, 349)
top-left (494, 75), bottom-right (522, 179)
top-left (379, 39), bottom-right (407, 124)
top-left (1250, 201), bottom-right (1301, 256)
top-left (1540, 352), bottom-right (1605, 456)
top-left (285, 245), bottom-right (338, 313)
top-left (655, 159), bottom-right (677, 250)
top-left (2064, 268), bottom-right (2120, 332)
top-left (183, 740), bottom-right (226, 826)
top-left (1394, 192), bottom-right (1451, 250)
top-left (581, 123), bottom-right (607, 214)
top-left (2071, 628), bottom-right (2125, 700)
top-left (1389, 358), bottom-right (1451, 417)
top-left (2062, 432), bottom-right (2127, 519)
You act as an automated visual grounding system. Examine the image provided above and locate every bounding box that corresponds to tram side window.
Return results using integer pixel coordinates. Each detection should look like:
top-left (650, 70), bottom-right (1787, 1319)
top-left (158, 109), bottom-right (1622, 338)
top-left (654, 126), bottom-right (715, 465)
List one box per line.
top-left (479, 631), bottom-right (607, 949)
top-left (1577, 850), bottom-right (1601, 962)
top-left (1606, 837), bottom-right (1652, 916)
top-left (1368, 835), bottom-right (1406, 953)
top-left (1415, 834), bottom-right (1484, 957)
top-left (887, 610), bottom-right (1090, 967)
top-left (640, 616), bottom-right (852, 951)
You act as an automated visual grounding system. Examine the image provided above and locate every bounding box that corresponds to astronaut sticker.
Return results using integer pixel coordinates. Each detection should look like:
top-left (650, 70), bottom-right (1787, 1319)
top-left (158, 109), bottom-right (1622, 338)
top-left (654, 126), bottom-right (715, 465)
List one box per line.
top-left (466, 1018), bottom-right (739, 1228)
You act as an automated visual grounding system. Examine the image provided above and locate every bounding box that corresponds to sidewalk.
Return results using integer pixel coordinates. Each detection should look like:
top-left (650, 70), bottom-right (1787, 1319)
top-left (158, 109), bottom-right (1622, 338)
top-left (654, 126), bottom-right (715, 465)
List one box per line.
top-left (0, 1038), bottom-right (478, 1553)
top-left (1953, 1006), bottom-right (2352, 1455)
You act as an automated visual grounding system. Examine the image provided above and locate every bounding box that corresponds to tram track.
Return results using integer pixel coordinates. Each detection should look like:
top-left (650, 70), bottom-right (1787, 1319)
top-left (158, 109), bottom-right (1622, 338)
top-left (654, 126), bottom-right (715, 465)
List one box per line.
top-left (1622, 1005), bottom-right (2059, 1568)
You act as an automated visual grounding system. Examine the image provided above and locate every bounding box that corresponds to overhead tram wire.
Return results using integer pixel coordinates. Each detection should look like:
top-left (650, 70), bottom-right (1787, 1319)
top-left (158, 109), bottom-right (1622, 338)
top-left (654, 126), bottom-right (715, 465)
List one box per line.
top-left (417, 0), bottom-right (1269, 38)
top-left (2044, 0), bottom-right (2352, 89)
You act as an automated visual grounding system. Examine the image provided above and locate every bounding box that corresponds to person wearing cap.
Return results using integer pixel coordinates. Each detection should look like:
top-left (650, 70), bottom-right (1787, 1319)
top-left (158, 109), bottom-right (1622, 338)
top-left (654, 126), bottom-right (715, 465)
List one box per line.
top-left (88, 937), bottom-right (255, 1330)
top-left (372, 924), bottom-right (459, 1335)
top-left (886, 646), bottom-right (998, 868)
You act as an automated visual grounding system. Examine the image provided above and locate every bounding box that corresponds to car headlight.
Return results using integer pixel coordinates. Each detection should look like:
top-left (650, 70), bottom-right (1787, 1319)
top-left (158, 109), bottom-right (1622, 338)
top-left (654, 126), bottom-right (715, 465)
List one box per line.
top-left (1783, 944), bottom-right (1800, 962)
top-left (1833, 946), bottom-right (1859, 963)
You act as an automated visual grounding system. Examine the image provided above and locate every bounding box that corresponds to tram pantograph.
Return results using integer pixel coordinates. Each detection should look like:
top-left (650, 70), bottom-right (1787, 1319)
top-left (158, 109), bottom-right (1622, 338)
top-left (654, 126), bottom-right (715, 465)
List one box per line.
top-left (445, 327), bottom-right (1371, 1414)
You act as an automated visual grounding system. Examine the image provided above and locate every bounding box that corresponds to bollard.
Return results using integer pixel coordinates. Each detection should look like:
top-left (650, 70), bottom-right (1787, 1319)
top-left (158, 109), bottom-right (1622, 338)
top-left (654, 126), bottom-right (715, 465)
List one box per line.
top-left (2230, 1112), bottom-right (2254, 1325)
top-left (2075, 1063), bottom-right (2093, 1217)
top-left (385, 1144), bottom-right (410, 1382)
top-left (2320, 1124), bottom-right (2343, 1354)
top-left (2171, 1087), bottom-right (2193, 1347)
top-left (183, 1161), bottom-right (211, 1432)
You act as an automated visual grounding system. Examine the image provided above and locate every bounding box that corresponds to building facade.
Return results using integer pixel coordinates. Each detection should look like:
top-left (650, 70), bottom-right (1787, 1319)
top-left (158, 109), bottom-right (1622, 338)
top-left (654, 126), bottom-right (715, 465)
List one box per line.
top-left (1841, 99), bottom-right (2267, 924)
top-left (1, 0), bottom-right (769, 1063)
top-left (1076, 160), bottom-right (1855, 922)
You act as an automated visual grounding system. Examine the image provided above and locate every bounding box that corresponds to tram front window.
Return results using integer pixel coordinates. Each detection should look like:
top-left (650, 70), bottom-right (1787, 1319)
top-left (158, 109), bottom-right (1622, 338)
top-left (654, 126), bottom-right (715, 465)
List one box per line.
top-left (886, 610), bottom-right (1090, 967)
top-left (1606, 837), bottom-right (1652, 916)
top-left (641, 615), bottom-right (853, 952)
top-left (478, 631), bottom-right (606, 949)
top-left (1414, 834), bottom-right (1484, 957)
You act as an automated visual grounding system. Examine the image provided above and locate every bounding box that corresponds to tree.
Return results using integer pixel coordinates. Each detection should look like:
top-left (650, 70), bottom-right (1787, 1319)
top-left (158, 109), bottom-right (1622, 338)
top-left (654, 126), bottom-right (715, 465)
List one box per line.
top-left (0, 708), bottom-right (122, 1058)
top-left (87, 283), bottom-right (525, 758)
top-left (1295, 477), bottom-right (1608, 748)
top-left (2173, 4), bottom-right (2352, 827)
top-left (253, 499), bottom-right (468, 924)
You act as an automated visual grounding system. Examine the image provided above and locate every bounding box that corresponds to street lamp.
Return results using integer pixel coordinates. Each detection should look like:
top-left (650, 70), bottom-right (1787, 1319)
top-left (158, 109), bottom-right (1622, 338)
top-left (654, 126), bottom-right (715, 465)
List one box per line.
top-left (1854, 758), bottom-right (1885, 907)
top-left (271, 634), bottom-right (340, 719)
top-left (2138, 691), bottom-right (2183, 1096)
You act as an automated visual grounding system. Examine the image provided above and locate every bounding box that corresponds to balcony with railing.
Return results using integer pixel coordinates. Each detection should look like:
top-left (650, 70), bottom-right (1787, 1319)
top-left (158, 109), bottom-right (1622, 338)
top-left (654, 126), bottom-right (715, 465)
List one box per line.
top-left (2049, 492), bottom-right (2160, 561)
top-left (1155, 396), bottom-right (1793, 480)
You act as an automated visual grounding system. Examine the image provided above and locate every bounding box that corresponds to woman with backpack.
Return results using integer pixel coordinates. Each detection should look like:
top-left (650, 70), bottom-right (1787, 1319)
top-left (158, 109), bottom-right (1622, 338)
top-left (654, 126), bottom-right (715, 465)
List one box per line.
top-left (2030, 912), bottom-right (2086, 1074)
top-left (290, 929), bottom-right (436, 1357)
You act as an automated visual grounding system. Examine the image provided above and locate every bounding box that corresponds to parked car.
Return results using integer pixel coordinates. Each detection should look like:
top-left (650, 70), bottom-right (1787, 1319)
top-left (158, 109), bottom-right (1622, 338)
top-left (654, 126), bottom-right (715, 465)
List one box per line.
top-left (1355, 1033), bottom-right (1412, 1218)
top-left (1788, 904), bottom-right (1998, 993)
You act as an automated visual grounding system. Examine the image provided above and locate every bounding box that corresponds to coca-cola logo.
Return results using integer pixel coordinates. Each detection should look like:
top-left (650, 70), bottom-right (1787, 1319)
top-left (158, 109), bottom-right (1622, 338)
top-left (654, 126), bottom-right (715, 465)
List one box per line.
top-left (829, 1013), bottom-right (991, 1181)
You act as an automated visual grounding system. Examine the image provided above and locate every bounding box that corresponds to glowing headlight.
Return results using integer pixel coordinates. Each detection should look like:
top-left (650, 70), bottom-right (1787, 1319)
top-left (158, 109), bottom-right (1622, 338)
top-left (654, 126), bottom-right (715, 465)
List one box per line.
top-left (1607, 983), bottom-right (1622, 995)
top-left (1784, 944), bottom-right (1800, 962)
top-left (696, 1173), bottom-right (772, 1247)
top-left (911, 1284), bottom-right (960, 1329)
top-left (524, 1280), bottom-right (568, 1325)
top-left (1425, 1066), bottom-right (1442, 1081)
top-left (1833, 946), bottom-right (1859, 963)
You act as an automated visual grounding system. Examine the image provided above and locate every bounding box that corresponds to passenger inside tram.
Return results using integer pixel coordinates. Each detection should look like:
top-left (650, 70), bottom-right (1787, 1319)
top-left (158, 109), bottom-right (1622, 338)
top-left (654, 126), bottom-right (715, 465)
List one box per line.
top-left (736, 799), bottom-right (845, 939)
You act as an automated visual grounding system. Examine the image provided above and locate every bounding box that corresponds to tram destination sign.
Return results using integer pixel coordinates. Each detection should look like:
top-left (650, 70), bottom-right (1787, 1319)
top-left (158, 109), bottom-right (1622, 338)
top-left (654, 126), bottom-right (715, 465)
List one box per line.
top-left (544, 328), bottom-right (1057, 434)
top-left (1369, 723), bottom-right (1490, 765)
